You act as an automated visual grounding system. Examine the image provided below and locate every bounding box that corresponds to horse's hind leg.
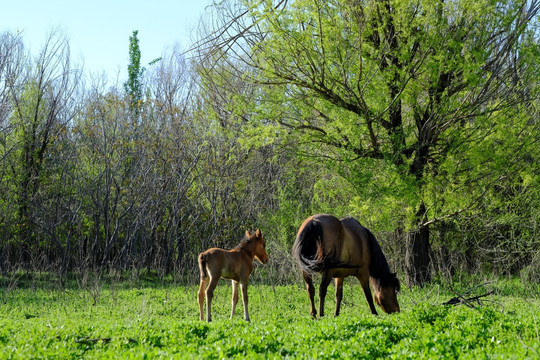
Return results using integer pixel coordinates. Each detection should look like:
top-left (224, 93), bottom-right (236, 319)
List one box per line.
top-left (318, 272), bottom-right (332, 317)
top-left (334, 277), bottom-right (344, 317)
top-left (302, 271), bottom-right (317, 318)
top-left (198, 277), bottom-right (208, 321)
top-left (240, 280), bottom-right (250, 322)
top-left (230, 280), bottom-right (239, 319)
top-left (205, 276), bottom-right (220, 322)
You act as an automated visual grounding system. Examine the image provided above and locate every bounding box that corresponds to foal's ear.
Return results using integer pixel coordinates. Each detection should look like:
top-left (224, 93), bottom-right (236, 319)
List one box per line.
top-left (255, 228), bottom-right (261, 237)
top-left (245, 229), bottom-right (251, 237)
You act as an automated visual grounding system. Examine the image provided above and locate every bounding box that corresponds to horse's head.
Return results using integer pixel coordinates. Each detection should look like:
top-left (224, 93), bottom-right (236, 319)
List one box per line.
top-left (372, 273), bottom-right (401, 314)
top-left (246, 228), bottom-right (269, 264)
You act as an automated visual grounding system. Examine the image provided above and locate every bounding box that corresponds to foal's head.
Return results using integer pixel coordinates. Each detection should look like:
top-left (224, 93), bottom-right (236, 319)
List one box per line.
top-left (245, 228), bottom-right (269, 264)
top-left (372, 273), bottom-right (401, 314)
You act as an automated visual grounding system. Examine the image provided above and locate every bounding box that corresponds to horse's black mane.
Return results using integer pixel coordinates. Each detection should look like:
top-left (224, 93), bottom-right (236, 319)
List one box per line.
top-left (345, 217), bottom-right (401, 292)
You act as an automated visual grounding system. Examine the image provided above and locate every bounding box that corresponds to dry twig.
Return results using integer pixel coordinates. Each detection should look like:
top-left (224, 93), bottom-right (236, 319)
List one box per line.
top-left (75, 337), bottom-right (137, 344)
top-left (442, 282), bottom-right (495, 308)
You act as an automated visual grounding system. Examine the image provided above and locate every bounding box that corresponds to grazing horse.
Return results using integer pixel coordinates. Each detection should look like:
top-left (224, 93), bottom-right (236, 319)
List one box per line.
top-left (198, 229), bottom-right (269, 322)
top-left (292, 214), bottom-right (400, 317)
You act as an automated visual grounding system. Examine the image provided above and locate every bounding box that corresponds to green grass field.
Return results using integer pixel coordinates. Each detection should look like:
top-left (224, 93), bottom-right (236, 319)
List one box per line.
top-left (0, 277), bottom-right (538, 359)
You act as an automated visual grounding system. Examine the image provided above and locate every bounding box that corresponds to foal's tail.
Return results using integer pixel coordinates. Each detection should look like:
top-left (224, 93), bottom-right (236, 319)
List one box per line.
top-left (198, 253), bottom-right (208, 281)
top-left (292, 219), bottom-right (325, 275)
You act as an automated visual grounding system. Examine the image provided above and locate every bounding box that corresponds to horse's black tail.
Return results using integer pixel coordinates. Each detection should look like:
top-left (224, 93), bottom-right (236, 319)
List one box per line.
top-left (292, 219), bottom-right (325, 275)
top-left (198, 253), bottom-right (208, 281)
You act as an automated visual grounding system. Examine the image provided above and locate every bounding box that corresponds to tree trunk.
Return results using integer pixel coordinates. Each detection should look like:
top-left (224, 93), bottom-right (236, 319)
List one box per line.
top-left (0, 250), bottom-right (6, 274)
top-left (405, 204), bottom-right (431, 286)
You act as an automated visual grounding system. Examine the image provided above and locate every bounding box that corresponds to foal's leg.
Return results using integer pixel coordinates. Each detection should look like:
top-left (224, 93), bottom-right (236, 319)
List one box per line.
top-left (198, 277), bottom-right (208, 321)
top-left (302, 271), bottom-right (317, 318)
top-left (240, 280), bottom-right (250, 322)
top-left (357, 275), bottom-right (378, 315)
top-left (230, 280), bottom-right (239, 319)
top-left (205, 275), bottom-right (220, 322)
top-left (334, 277), bottom-right (344, 317)
top-left (318, 272), bottom-right (333, 317)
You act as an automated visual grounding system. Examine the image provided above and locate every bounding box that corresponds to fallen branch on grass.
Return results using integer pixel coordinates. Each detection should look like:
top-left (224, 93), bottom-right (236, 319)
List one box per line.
top-left (442, 282), bottom-right (495, 308)
top-left (75, 337), bottom-right (137, 344)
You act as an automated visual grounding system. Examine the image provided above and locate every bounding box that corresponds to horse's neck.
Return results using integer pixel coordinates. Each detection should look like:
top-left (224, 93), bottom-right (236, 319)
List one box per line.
top-left (238, 243), bottom-right (256, 260)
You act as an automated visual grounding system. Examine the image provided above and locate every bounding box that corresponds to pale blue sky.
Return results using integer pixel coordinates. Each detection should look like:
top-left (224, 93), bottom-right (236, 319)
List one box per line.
top-left (0, 0), bottom-right (214, 80)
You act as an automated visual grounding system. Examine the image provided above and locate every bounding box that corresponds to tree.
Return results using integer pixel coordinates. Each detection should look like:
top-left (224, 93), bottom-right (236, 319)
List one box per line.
top-left (0, 31), bottom-right (25, 272)
top-left (6, 29), bottom-right (81, 265)
top-left (124, 30), bottom-right (144, 116)
top-left (0, 31), bottom-right (24, 187)
top-left (200, 0), bottom-right (540, 285)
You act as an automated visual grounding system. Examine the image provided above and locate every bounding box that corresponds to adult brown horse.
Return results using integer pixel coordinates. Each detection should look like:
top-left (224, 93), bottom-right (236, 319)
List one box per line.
top-left (198, 229), bottom-right (269, 322)
top-left (292, 214), bottom-right (400, 317)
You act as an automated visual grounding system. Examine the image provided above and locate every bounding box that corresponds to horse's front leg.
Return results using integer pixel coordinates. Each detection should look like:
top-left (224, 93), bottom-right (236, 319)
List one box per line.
top-left (240, 279), bottom-right (250, 322)
top-left (302, 271), bottom-right (317, 318)
top-left (318, 272), bottom-right (333, 317)
top-left (230, 280), bottom-right (239, 319)
top-left (357, 275), bottom-right (378, 315)
top-left (334, 277), bottom-right (344, 317)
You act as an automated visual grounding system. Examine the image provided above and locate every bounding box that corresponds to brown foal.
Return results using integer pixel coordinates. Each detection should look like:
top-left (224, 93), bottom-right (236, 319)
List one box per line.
top-left (198, 229), bottom-right (269, 322)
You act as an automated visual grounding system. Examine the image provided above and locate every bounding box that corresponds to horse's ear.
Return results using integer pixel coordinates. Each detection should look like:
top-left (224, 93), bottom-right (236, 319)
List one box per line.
top-left (245, 229), bottom-right (251, 237)
top-left (255, 228), bottom-right (261, 237)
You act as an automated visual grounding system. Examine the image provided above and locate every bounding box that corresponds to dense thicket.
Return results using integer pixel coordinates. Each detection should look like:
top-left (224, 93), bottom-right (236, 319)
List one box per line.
top-left (0, 0), bottom-right (539, 286)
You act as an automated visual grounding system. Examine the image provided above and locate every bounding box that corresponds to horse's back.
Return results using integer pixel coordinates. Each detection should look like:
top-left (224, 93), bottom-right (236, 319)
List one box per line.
top-left (340, 217), bottom-right (370, 245)
top-left (339, 217), bottom-right (370, 263)
top-left (199, 247), bottom-right (251, 281)
top-left (308, 215), bottom-right (368, 254)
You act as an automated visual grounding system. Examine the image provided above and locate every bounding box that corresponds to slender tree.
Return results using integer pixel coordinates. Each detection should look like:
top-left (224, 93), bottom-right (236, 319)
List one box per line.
top-left (125, 30), bottom-right (144, 116)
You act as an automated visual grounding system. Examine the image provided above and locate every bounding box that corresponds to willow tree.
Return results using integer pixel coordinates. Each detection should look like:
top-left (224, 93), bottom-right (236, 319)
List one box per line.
top-left (199, 0), bottom-right (540, 285)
